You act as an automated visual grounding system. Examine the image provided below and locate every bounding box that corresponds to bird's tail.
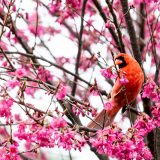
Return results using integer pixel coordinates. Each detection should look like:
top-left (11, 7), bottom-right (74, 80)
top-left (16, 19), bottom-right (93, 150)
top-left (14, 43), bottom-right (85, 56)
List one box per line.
top-left (87, 109), bottom-right (115, 130)
top-left (87, 103), bottom-right (121, 130)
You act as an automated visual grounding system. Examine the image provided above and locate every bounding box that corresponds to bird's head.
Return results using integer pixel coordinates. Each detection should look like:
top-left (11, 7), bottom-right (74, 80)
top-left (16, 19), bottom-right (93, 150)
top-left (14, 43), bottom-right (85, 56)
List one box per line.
top-left (114, 53), bottom-right (135, 69)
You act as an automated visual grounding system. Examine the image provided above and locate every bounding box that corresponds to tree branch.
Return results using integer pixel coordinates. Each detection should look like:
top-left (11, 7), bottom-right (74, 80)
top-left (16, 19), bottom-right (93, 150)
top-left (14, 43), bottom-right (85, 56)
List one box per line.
top-left (92, 0), bottom-right (122, 52)
top-left (120, 0), bottom-right (141, 65)
top-left (4, 51), bottom-right (92, 86)
top-left (72, 0), bottom-right (88, 96)
top-left (139, 3), bottom-right (145, 52)
top-left (0, 11), bottom-right (38, 66)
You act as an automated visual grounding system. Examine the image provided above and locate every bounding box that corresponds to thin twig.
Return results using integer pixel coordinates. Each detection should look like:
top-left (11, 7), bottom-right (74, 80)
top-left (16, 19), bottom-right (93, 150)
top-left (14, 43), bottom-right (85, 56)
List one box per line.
top-left (105, 0), bottom-right (125, 53)
top-left (72, 0), bottom-right (88, 96)
top-left (4, 51), bottom-right (92, 86)
top-left (92, 0), bottom-right (122, 52)
top-left (0, 47), bottom-right (15, 71)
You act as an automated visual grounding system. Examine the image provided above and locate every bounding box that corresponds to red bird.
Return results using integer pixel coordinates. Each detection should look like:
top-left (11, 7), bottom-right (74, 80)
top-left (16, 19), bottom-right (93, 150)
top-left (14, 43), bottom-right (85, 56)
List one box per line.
top-left (87, 53), bottom-right (144, 129)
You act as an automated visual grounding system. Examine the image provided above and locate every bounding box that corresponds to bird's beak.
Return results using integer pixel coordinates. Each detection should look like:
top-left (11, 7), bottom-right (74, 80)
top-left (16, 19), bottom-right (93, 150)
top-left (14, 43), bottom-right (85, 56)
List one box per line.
top-left (115, 59), bottom-right (123, 65)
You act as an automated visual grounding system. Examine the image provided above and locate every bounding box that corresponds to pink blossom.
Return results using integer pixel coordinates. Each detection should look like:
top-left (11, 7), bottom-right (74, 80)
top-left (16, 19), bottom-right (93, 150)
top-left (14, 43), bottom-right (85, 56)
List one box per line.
top-left (89, 85), bottom-right (99, 96)
top-left (25, 82), bottom-right (38, 97)
top-left (66, 0), bottom-right (81, 9)
top-left (25, 87), bottom-right (37, 97)
top-left (54, 129), bottom-right (86, 151)
top-left (105, 21), bottom-right (110, 28)
top-left (151, 103), bottom-right (160, 126)
top-left (37, 66), bottom-right (53, 82)
top-left (15, 118), bottom-right (85, 151)
top-left (79, 55), bottom-right (97, 71)
top-left (2, 61), bottom-right (8, 67)
top-left (29, 25), bottom-right (46, 36)
top-left (119, 76), bottom-right (129, 85)
top-left (145, 0), bottom-right (158, 3)
top-left (72, 103), bottom-right (97, 117)
top-left (91, 124), bottom-right (153, 159)
top-left (0, 4), bottom-right (3, 12)
top-left (27, 12), bottom-right (46, 36)
top-left (56, 83), bottom-right (67, 100)
top-left (104, 102), bottom-right (113, 110)
top-left (7, 98), bottom-right (14, 106)
top-left (0, 98), bottom-right (13, 118)
top-left (91, 108), bottom-right (98, 117)
top-left (15, 68), bottom-right (27, 78)
top-left (142, 78), bottom-right (159, 102)
top-left (6, 31), bottom-right (11, 39)
top-left (56, 56), bottom-right (70, 66)
top-left (72, 104), bottom-right (84, 116)
top-left (105, 21), bottom-right (115, 29)
top-left (35, 128), bottom-right (55, 147)
top-left (14, 123), bottom-right (28, 140)
top-left (9, 145), bottom-right (18, 154)
top-left (48, 1), bottom-right (61, 14)
top-left (51, 117), bottom-right (67, 128)
top-left (14, 114), bottom-right (21, 121)
top-left (6, 78), bottom-right (20, 89)
top-left (0, 145), bottom-right (20, 160)
top-left (101, 68), bottom-right (116, 79)
top-left (16, 30), bottom-right (28, 42)
top-left (0, 40), bottom-right (7, 50)
top-left (133, 113), bottom-right (156, 136)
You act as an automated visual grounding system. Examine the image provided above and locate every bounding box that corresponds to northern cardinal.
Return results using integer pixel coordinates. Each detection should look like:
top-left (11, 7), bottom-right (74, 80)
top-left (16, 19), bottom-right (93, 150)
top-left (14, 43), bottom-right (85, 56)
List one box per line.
top-left (87, 53), bottom-right (144, 129)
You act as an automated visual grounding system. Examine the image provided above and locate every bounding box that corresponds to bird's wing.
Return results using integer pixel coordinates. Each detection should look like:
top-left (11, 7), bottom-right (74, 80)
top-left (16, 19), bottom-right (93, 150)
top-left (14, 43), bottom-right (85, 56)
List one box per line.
top-left (111, 79), bottom-right (124, 98)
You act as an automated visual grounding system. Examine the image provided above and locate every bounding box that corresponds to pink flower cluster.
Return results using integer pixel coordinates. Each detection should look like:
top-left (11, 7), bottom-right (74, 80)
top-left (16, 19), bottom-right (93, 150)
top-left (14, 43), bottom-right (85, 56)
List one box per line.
top-left (56, 56), bottom-right (70, 66)
top-left (25, 82), bottom-right (38, 97)
top-left (133, 113), bottom-right (156, 136)
top-left (142, 78), bottom-right (159, 103)
top-left (51, 117), bottom-right (67, 128)
top-left (15, 122), bottom-right (55, 148)
top-left (66, 0), bottom-right (81, 9)
top-left (15, 117), bottom-right (86, 151)
top-left (51, 117), bottom-right (86, 151)
top-left (0, 40), bottom-right (7, 51)
top-left (56, 83), bottom-right (67, 100)
top-left (15, 68), bottom-right (27, 78)
top-left (89, 85), bottom-right (99, 96)
top-left (54, 129), bottom-right (86, 151)
top-left (0, 144), bottom-right (20, 160)
top-left (105, 21), bottom-right (115, 29)
top-left (48, 0), bottom-right (82, 24)
top-left (91, 122), bottom-right (153, 160)
top-left (79, 55), bottom-right (97, 71)
top-left (119, 74), bottom-right (129, 85)
top-left (72, 103), bottom-right (97, 117)
top-left (0, 98), bottom-right (13, 119)
top-left (100, 68), bottom-right (116, 79)
top-left (134, 0), bottom-right (158, 4)
top-left (151, 103), bottom-right (160, 126)
top-left (142, 78), bottom-right (160, 126)
top-left (37, 66), bottom-right (53, 82)
top-left (104, 102), bottom-right (113, 111)
top-left (48, 1), bottom-right (61, 14)
top-left (6, 78), bottom-right (20, 89)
